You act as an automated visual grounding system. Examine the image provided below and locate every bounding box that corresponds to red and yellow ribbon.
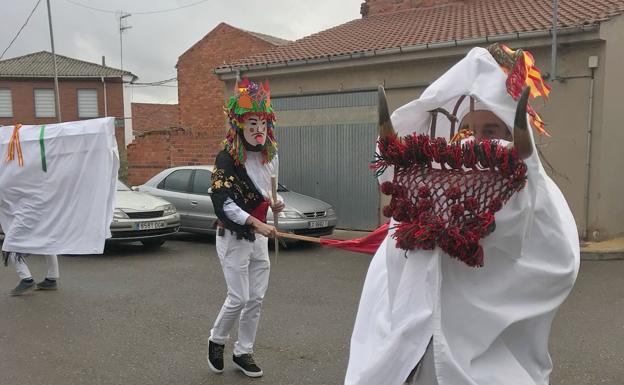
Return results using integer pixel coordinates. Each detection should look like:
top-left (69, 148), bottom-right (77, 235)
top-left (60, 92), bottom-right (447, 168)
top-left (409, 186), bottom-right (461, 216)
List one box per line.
top-left (450, 128), bottom-right (474, 144)
top-left (500, 45), bottom-right (551, 100)
top-left (491, 44), bottom-right (552, 136)
top-left (6, 123), bottom-right (24, 166)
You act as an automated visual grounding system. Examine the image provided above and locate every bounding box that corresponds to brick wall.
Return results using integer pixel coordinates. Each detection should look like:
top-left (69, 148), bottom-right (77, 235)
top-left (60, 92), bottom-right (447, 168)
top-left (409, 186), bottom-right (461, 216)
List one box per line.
top-left (127, 22), bottom-right (281, 185)
top-left (0, 77), bottom-right (125, 149)
top-left (361, 0), bottom-right (462, 16)
top-left (126, 129), bottom-right (220, 186)
top-left (177, 22), bottom-right (278, 137)
top-left (131, 102), bottom-right (179, 134)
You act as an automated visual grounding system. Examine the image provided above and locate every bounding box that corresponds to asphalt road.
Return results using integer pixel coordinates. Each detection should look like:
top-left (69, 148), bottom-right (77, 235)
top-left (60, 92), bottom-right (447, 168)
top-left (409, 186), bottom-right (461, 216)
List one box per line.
top-left (0, 234), bottom-right (622, 385)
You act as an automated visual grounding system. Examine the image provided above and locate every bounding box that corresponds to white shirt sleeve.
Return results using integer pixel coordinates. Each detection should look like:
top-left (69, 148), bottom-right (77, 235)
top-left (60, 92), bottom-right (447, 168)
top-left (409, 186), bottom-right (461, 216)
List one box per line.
top-left (223, 198), bottom-right (250, 225)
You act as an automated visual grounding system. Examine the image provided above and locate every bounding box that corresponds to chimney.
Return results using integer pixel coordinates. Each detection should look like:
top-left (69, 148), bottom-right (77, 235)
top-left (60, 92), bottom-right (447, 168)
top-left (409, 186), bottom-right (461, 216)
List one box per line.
top-left (361, 0), bottom-right (461, 17)
top-left (102, 56), bottom-right (106, 67)
top-left (360, 2), bottom-right (370, 17)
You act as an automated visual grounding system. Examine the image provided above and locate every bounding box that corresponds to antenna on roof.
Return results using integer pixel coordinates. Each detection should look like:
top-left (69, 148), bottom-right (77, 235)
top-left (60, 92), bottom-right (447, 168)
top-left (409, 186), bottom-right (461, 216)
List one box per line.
top-left (118, 11), bottom-right (132, 71)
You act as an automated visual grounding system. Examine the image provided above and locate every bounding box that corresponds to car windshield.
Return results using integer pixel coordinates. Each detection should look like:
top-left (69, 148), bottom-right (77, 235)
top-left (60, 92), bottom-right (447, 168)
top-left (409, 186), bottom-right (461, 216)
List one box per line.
top-left (117, 180), bottom-right (131, 191)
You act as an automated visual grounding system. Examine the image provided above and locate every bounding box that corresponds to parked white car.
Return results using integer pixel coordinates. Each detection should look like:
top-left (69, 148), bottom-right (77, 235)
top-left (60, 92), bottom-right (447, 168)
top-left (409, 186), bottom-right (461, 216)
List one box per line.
top-left (108, 181), bottom-right (181, 247)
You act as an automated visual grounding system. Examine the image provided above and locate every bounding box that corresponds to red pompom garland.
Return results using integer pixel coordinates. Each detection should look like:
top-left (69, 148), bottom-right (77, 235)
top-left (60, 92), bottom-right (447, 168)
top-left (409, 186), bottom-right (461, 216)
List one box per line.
top-left (372, 134), bottom-right (527, 267)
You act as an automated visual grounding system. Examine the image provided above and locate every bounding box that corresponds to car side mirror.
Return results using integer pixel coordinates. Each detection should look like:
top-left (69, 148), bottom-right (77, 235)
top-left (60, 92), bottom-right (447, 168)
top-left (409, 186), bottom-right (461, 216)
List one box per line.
top-left (131, 186), bottom-right (138, 191)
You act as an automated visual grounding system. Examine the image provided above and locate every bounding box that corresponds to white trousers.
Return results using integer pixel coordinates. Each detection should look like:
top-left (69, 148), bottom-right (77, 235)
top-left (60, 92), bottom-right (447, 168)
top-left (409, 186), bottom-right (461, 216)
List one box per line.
top-left (210, 230), bottom-right (270, 356)
top-left (8, 253), bottom-right (59, 281)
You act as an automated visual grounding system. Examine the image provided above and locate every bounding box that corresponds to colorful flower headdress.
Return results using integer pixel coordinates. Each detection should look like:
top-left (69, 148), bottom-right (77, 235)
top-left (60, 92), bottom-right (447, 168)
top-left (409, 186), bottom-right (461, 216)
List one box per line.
top-left (487, 43), bottom-right (552, 136)
top-left (224, 78), bottom-right (277, 165)
top-left (227, 78), bottom-right (275, 121)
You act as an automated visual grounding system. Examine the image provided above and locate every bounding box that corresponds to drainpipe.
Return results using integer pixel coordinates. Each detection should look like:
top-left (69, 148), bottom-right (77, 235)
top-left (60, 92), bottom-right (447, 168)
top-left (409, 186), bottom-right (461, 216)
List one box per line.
top-left (101, 77), bottom-right (108, 116)
top-left (550, 0), bottom-right (558, 80)
top-left (583, 57), bottom-right (598, 240)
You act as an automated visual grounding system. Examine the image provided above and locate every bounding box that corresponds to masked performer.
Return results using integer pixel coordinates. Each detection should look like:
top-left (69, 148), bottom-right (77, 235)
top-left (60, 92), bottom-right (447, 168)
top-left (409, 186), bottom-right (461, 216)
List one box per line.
top-left (345, 44), bottom-right (579, 385)
top-left (207, 78), bottom-right (284, 378)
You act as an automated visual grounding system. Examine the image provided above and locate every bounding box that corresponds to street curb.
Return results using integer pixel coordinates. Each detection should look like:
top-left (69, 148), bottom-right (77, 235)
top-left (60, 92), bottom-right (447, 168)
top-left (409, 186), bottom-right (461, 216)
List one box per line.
top-left (580, 251), bottom-right (624, 261)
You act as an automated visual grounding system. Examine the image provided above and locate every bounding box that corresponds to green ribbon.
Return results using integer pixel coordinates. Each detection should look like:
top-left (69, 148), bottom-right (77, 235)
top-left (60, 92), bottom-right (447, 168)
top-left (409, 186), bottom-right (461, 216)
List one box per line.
top-left (39, 125), bottom-right (47, 172)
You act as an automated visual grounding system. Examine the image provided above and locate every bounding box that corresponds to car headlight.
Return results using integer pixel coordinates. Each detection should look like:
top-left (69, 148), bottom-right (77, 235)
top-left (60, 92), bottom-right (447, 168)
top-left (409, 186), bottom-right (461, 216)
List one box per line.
top-left (326, 208), bottom-right (336, 216)
top-left (114, 208), bottom-right (129, 219)
top-left (278, 210), bottom-right (302, 219)
top-left (158, 204), bottom-right (177, 216)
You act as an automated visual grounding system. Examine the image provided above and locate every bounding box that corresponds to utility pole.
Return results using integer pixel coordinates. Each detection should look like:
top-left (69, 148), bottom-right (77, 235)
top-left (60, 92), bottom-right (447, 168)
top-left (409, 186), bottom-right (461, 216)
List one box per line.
top-left (118, 12), bottom-right (132, 71)
top-left (118, 11), bottom-right (132, 148)
top-left (46, 0), bottom-right (61, 122)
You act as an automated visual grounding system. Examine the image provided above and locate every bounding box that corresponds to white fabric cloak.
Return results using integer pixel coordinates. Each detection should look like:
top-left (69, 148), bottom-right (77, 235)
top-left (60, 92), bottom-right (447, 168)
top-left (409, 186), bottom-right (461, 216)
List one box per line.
top-left (345, 48), bottom-right (580, 385)
top-left (0, 117), bottom-right (119, 255)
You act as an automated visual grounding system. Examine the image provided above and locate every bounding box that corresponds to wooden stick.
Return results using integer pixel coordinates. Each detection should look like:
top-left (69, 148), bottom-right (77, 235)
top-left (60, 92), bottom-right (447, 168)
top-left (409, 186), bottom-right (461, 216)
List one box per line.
top-left (276, 231), bottom-right (323, 244)
top-left (271, 175), bottom-right (279, 263)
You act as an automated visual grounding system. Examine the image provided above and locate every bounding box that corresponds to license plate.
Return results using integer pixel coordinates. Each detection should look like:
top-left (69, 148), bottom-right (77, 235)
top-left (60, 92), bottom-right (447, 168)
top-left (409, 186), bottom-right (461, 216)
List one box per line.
top-left (309, 220), bottom-right (328, 229)
top-left (138, 221), bottom-right (165, 230)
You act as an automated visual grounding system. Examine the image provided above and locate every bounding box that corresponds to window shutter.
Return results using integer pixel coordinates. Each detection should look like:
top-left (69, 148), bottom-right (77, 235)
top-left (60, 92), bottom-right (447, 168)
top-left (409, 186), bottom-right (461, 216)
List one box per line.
top-left (0, 89), bottom-right (12, 117)
top-left (34, 89), bottom-right (56, 118)
top-left (77, 89), bottom-right (98, 118)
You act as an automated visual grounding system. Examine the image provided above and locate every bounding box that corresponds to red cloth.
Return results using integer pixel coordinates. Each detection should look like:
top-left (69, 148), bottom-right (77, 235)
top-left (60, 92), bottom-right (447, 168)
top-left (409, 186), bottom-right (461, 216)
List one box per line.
top-left (320, 223), bottom-right (389, 255)
top-left (250, 199), bottom-right (271, 222)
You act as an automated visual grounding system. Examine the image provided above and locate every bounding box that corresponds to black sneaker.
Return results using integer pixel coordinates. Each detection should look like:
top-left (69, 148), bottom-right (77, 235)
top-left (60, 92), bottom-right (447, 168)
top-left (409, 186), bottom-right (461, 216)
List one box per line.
top-left (233, 354), bottom-right (263, 378)
top-left (10, 279), bottom-right (35, 296)
top-left (36, 278), bottom-right (58, 291)
top-left (207, 341), bottom-right (225, 373)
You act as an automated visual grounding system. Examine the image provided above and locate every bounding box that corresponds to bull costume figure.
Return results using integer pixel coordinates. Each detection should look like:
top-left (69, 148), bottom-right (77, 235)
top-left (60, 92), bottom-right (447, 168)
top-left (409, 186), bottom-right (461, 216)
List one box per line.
top-left (207, 78), bottom-right (284, 378)
top-left (345, 45), bottom-right (579, 385)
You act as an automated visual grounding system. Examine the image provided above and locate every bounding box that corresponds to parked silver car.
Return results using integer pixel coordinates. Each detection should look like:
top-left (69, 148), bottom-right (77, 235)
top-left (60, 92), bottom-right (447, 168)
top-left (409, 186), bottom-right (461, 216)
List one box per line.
top-left (0, 181), bottom-right (181, 248)
top-left (109, 181), bottom-right (181, 247)
top-left (137, 166), bottom-right (338, 237)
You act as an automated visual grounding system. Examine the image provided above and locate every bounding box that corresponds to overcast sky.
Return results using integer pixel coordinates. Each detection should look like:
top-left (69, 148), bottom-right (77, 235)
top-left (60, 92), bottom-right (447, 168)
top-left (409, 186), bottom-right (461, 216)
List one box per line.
top-left (1, 0), bottom-right (363, 104)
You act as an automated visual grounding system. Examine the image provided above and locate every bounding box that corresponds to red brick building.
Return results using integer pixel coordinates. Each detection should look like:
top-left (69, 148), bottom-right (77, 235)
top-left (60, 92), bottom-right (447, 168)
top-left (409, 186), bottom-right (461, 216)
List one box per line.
top-left (0, 51), bottom-right (136, 150)
top-left (127, 23), bottom-right (289, 185)
top-left (131, 103), bottom-right (180, 136)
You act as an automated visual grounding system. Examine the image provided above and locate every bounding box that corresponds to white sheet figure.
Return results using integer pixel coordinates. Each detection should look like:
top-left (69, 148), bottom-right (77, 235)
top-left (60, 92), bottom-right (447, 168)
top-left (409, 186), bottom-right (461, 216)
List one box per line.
top-left (345, 47), bottom-right (579, 385)
top-left (0, 117), bottom-right (119, 256)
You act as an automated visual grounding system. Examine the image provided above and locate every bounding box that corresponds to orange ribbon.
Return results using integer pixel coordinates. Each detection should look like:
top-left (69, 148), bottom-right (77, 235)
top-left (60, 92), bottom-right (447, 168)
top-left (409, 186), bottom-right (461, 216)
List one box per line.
top-left (450, 128), bottom-right (475, 144)
top-left (6, 123), bottom-right (24, 166)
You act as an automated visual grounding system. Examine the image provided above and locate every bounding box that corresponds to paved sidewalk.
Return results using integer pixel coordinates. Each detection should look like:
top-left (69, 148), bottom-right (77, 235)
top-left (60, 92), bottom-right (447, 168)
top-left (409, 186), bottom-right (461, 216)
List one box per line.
top-left (581, 237), bottom-right (624, 260)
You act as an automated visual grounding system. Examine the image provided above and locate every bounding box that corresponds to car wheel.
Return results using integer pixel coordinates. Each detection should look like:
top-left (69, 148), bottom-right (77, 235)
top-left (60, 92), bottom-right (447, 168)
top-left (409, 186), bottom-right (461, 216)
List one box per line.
top-left (141, 239), bottom-right (165, 248)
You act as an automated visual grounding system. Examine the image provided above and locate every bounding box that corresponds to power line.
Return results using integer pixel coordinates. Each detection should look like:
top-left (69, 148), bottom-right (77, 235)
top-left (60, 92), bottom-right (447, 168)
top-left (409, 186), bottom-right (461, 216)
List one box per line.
top-left (65, 0), bottom-right (116, 14)
top-left (0, 0), bottom-right (43, 60)
top-left (66, 0), bottom-right (211, 15)
top-left (132, 84), bottom-right (178, 88)
top-left (133, 77), bottom-right (177, 86)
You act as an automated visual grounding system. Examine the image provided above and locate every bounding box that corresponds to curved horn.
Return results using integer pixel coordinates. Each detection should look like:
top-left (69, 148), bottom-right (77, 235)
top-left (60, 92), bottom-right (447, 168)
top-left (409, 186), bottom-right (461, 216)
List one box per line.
top-left (512, 87), bottom-right (533, 159)
top-left (378, 85), bottom-right (396, 138)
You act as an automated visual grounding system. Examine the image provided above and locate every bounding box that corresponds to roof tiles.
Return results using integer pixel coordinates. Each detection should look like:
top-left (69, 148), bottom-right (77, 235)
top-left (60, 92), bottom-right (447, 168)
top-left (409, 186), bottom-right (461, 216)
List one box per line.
top-left (220, 0), bottom-right (624, 69)
top-left (0, 51), bottom-right (135, 79)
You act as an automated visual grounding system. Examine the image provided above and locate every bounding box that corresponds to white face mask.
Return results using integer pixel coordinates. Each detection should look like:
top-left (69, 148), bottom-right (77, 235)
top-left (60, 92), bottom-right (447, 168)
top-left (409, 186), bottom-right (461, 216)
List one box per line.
top-left (243, 115), bottom-right (267, 148)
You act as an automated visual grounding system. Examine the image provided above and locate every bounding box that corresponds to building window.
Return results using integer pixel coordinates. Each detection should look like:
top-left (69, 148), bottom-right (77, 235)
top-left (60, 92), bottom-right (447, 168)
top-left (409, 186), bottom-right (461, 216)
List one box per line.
top-left (34, 89), bottom-right (56, 118)
top-left (0, 89), bottom-right (12, 117)
top-left (77, 89), bottom-right (98, 118)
